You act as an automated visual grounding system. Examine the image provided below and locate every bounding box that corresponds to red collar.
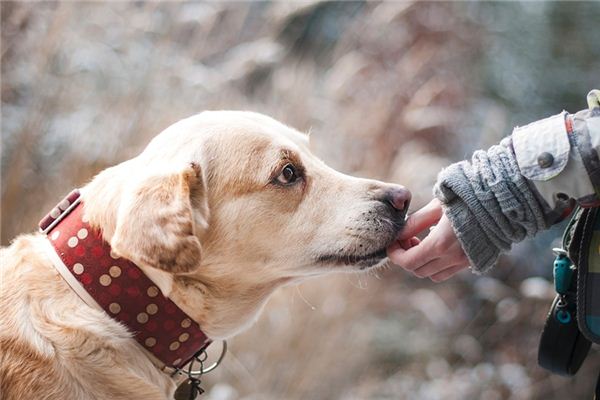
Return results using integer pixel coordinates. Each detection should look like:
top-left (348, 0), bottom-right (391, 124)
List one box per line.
top-left (39, 189), bottom-right (210, 369)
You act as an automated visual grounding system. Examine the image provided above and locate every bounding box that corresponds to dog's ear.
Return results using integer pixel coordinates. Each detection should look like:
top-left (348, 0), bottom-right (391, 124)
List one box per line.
top-left (111, 162), bottom-right (207, 274)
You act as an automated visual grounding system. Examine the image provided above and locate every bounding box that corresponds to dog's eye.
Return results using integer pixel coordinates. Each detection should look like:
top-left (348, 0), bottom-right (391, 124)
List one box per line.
top-left (276, 164), bottom-right (299, 185)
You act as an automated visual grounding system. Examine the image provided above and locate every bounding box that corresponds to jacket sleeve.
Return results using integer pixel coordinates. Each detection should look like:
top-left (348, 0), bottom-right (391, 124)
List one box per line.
top-left (434, 90), bottom-right (600, 273)
top-left (512, 90), bottom-right (600, 209)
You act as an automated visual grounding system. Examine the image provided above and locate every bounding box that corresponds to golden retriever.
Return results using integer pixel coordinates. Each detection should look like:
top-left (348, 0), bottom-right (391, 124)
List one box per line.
top-left (0, 111), bottom-right (410, 399)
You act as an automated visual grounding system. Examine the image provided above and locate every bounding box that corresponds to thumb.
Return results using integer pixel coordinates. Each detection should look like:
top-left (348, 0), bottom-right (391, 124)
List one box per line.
top-left (398, 198), bottom-right (443, 240)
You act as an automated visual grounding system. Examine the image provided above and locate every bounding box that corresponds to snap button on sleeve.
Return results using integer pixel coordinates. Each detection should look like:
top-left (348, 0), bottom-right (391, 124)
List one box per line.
top-left (537, 152), bottom-right (554, 168)
top-left (512, 111), bottom-right (570, 181)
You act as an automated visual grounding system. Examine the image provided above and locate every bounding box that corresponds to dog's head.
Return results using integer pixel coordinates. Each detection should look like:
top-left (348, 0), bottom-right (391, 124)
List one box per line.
top-left (84, 111), bottom-right (410, 337)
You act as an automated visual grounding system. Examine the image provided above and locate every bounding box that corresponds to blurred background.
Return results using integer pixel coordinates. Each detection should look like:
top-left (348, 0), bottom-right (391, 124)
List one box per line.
top-left (2, 2), bottom-right (600, 399)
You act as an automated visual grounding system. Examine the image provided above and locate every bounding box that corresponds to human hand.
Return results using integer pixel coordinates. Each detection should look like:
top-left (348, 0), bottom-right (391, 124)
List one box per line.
top-left (387, 199), bottom-right (470, 282)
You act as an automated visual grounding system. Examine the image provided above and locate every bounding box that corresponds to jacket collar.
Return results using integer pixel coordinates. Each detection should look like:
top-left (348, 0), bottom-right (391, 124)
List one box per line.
top-left (39, 189), bottom-right (211, 370)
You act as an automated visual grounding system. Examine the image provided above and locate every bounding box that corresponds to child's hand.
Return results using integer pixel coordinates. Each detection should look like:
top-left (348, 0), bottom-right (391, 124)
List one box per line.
top-left (387, 199), bottom-right (470, 282)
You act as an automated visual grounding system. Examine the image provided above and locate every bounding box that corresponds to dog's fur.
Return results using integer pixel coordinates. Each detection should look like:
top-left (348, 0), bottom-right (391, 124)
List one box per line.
top-left (0, 111), bottom-right (407, 399)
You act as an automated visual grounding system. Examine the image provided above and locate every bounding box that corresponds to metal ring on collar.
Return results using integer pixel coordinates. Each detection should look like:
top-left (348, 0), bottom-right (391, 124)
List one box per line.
top-left (189, 340), bottom-right (227, 376)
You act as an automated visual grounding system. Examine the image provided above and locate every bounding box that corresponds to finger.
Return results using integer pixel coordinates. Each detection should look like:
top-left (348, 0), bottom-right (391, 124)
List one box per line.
top-left (387, 239), bottom-right (402, 254)
top-left (412, 257), bottom-right (453, 278)
top-left (430, 264), bottom-right (468, 282)
top-left (399, 236), bottom-right (420, 250)
top-left (387, 237), bottom-right (420, 256)
top-left (387, 237), bottom-right (437, 271)
top-left (398, 199), bottom-right (443, 240)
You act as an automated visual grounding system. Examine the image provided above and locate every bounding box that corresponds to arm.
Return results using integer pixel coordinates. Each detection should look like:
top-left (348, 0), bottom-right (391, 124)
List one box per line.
top-left (389, 90), bottom-right (600, 278)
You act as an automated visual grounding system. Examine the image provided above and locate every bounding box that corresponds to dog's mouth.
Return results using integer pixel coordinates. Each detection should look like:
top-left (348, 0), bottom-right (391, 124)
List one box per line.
top-left (316, 247), bottom-right (389, 270)
top-left (315, 214), bottom-right (406, 270)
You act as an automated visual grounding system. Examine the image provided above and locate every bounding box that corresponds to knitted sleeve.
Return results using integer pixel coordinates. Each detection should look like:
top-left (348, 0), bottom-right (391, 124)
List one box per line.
top-left (435, 91), bottom-right (599, 273)
top-left (433, 138), bottom-right (555, 273)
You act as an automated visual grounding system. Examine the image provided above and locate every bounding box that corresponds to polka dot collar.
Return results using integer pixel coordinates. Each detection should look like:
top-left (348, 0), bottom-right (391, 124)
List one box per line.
top-left (39, 189), bottom-right (211, 369)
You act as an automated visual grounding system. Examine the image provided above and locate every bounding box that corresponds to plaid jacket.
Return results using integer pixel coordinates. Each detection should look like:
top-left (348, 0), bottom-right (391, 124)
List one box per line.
top-left (513, 90), bottom-right (600, 211)
top-left (434, 90), bottom-right (600, 273)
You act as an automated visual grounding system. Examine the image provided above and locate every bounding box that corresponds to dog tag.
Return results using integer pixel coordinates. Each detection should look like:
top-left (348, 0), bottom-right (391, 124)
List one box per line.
top-left (174, 379), bottom-right (203, 400)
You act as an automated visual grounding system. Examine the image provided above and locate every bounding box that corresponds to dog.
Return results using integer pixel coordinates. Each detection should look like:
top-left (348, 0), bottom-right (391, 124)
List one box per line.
top-left (0, 111), bottom-right (410, 399)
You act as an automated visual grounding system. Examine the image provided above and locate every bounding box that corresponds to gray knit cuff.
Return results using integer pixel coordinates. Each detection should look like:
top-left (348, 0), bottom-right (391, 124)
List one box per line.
top-left (433, 141), bottom-right (552, 273)
top-left (436, 182), bottom-right (500, 274)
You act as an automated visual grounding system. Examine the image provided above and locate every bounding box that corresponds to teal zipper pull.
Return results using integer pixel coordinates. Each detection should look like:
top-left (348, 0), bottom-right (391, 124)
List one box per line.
top-left (552, 248), bottom-right (574, 295)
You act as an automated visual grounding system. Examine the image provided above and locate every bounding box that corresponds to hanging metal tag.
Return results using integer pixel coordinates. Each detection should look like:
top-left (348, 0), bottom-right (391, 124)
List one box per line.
top-left (172, 341), bottom-right (227, 399)
top-left (174, 379), bottom-right (202, 400)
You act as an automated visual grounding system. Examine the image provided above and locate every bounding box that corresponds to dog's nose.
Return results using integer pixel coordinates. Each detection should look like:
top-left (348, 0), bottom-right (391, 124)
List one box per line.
top-left (384, 186), bottom-right (412, 212)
